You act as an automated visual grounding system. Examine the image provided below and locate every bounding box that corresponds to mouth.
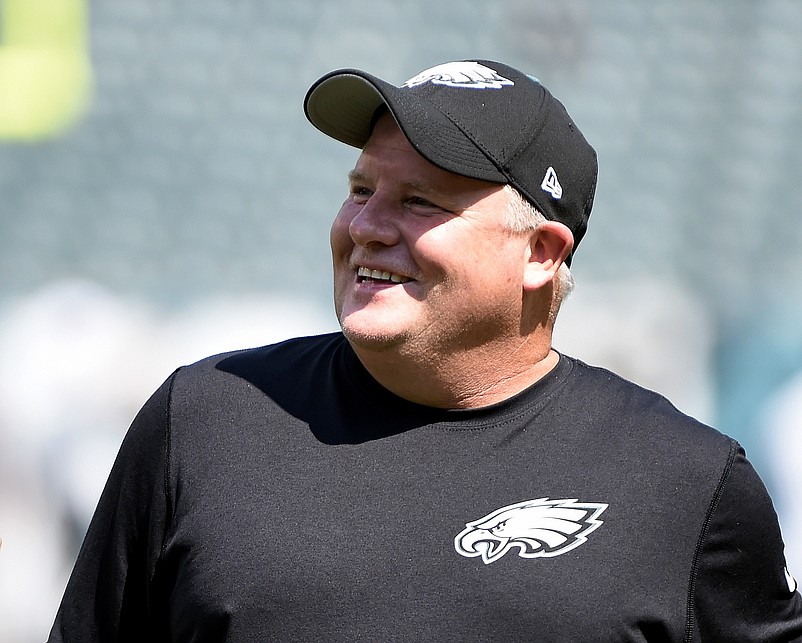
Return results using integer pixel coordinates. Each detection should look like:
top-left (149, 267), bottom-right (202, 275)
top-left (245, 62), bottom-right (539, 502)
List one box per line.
top-left (356, 266), bottom-right (412, 284)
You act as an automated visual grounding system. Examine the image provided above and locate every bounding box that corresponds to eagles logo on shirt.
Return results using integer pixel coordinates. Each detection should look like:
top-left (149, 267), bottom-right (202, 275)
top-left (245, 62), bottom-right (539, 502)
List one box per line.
top-left (454, 497), bottom-right (608, 564)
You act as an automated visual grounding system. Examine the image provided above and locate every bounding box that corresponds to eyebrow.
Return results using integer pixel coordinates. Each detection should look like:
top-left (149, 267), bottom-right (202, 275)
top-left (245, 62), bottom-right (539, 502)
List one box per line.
top-left (347, 169), bottom-right (368, 185)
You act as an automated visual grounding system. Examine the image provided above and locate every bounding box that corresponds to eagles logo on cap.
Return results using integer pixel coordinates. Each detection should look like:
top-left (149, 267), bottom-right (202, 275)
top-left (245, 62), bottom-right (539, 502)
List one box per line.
top-left (402, 62), bottom-right (515, 90)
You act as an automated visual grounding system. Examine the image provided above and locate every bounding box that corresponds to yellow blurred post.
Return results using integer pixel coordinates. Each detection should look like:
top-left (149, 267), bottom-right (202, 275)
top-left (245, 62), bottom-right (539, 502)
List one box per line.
top-left (0, 0), bottom-right (91, 141)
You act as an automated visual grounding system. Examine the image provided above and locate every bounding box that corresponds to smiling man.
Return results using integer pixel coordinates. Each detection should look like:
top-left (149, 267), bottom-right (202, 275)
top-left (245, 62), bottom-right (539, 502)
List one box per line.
top-left (330, 110), bottom-right (571, 408)
top-left (49, 60), bottom-right (802, 642)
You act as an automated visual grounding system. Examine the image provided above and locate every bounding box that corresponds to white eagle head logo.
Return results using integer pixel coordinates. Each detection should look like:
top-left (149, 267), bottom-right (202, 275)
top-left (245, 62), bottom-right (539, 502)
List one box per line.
top-left (455, 498), bottom-right (608, 564)
top-left (402, 62), bottom-right (514, 90)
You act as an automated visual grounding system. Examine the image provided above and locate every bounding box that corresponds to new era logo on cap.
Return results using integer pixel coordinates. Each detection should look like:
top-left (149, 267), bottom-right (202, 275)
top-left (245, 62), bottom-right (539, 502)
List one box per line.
top-left (541, 166), bottom-right (562, 199)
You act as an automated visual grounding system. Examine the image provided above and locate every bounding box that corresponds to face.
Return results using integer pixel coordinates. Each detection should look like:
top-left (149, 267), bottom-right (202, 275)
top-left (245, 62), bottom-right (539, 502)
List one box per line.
top-left (330, 112), bottom-right (534, 358)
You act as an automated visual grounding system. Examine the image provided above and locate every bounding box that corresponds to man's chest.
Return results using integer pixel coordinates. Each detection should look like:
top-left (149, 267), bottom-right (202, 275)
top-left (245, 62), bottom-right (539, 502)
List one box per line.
top-left (161, 424), bottom-right (702, 641)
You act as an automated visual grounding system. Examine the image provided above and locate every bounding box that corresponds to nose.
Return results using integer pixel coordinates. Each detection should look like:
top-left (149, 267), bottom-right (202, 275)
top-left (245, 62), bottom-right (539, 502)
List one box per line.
top-left (348, 193), bottom-right (401, 247)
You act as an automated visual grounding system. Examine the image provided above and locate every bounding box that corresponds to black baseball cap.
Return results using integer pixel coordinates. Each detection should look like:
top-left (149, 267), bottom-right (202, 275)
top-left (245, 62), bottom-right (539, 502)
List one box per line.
top-left (303, 59), bottom-right (597, 265)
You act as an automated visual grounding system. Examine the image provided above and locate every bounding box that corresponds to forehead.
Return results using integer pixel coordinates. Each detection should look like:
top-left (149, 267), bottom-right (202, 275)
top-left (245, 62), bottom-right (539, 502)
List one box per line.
top-left (357, 112), bottom-right (432, 172)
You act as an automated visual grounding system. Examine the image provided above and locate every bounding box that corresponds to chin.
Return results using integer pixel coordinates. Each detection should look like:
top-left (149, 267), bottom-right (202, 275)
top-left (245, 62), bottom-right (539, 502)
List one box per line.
top-left (341, 326), bottom-right (401, 352)
top-left (339, 316), bottom-right (409, 352)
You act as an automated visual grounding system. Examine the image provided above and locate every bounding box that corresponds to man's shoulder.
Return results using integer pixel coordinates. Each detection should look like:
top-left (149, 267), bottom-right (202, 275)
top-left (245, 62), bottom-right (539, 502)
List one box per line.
top-left (560, 353), bottom-right (732, 452)
top-left (182, 331), bottom-right (344, 372)
top-left (165, 332), bottom-right (346, 396)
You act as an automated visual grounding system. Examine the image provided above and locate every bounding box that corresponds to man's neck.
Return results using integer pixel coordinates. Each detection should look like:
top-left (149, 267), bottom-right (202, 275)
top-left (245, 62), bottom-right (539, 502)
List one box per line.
top-left (350, 338), bottom-right (559, 409)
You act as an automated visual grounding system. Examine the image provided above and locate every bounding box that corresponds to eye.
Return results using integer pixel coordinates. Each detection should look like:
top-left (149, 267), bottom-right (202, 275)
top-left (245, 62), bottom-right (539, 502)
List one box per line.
top-left (349, 185), bottom-right (372, 203)
top-left (406, 196), bottom-right (453, 215)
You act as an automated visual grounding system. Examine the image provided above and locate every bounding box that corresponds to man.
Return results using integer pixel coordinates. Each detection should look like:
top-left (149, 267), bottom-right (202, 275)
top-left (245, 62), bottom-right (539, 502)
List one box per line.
top-left (50, 60), bottom-right (802, 641)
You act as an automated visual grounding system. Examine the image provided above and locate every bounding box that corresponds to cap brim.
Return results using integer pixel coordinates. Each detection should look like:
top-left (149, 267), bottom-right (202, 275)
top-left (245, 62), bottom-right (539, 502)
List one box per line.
top-left (304, 71), bottom-right (388, 148)
top-left (304, 69), bottom-right (507, 183)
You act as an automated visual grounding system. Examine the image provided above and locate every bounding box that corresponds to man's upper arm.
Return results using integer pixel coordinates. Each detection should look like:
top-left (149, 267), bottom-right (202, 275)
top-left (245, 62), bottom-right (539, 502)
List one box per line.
top-left (692, 444), bottom-right (802, 642)
top-left (48, 371), bottom-right (176, 642)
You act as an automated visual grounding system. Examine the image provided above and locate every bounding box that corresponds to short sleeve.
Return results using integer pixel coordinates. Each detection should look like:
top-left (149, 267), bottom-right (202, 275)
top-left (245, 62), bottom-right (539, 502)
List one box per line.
top-left (692, 442), bottom-right (802, 642)
top-left (47, 372), bottom-right (176, 642)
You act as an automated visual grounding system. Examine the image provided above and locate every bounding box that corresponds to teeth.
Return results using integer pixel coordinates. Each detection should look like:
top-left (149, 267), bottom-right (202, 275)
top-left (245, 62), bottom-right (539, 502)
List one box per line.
top-left (357, 266), bottom-right (410, 283)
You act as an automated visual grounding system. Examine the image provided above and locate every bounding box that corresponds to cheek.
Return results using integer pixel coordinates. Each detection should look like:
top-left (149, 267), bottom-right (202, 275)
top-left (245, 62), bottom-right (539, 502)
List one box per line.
top-left (330, 205), bottom-right (355, 257)
top-left (420, 232), bottom-right (522, 282)
top-left (441, 246), bottom-right (526, 304)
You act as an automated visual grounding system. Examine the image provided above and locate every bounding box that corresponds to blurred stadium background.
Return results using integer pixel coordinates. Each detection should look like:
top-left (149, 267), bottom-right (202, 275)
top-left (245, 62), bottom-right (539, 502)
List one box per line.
top-left (1, 1), bottom-right (801, 639)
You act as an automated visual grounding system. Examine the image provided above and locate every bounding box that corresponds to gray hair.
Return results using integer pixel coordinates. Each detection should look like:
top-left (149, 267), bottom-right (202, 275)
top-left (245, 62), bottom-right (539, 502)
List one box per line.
top-left (502, 185), bottom-right (575, 305)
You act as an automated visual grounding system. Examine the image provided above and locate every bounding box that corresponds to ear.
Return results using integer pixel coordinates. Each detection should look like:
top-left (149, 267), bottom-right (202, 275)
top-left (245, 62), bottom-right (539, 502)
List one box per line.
top-left (522, 221), bottom-right (574, 292)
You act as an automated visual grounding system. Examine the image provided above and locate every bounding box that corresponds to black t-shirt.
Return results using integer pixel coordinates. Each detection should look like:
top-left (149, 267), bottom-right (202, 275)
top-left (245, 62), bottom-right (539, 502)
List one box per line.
top-left (49, 333), bottom-right (802, 642)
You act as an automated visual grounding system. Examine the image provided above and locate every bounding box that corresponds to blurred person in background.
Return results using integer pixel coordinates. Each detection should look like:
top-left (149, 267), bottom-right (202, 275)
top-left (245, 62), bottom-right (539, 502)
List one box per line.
top-left (48, 60), bottom-right (802, 641)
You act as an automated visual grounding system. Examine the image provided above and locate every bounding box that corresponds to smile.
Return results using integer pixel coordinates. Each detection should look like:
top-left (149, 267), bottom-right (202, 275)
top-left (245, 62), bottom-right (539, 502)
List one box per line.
top-left (357, 266), bottom-right (411, 284)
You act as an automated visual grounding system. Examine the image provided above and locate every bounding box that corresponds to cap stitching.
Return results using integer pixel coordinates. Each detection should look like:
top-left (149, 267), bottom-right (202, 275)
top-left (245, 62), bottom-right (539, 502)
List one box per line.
top-left (425, 99), bottom-right (559, 223)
